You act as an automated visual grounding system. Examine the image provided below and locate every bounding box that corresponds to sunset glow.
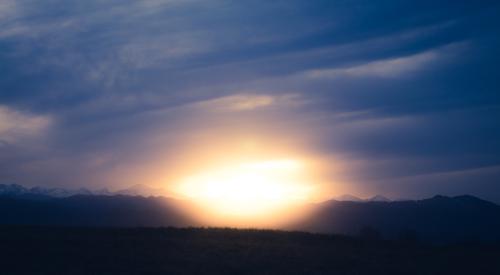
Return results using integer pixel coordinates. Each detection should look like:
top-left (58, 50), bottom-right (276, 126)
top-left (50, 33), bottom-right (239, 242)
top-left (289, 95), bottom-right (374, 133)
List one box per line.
top-left (175, 159), bottom-right (315, 221)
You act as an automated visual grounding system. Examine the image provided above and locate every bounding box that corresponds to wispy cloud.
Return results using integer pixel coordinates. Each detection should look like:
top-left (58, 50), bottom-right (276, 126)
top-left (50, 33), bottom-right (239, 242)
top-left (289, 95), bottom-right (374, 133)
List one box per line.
top-left (195, 93), bottom-right (302, 112)
top-left (0, 0), bottom-right (17, 21)
top-left (303, 42), bottom-right (467, 80)
top-left (198, 94), bottom-right (274, 111)
top-left (306, 50), bottom-right (439, 79)
top-left (0, 105), bottom-right (51, 145)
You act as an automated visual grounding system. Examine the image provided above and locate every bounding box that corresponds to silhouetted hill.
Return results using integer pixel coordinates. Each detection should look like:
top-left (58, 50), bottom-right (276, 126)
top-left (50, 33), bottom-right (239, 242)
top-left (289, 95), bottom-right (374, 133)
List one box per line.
top-left (1, 189), bottom-right (500, 242)
top-left (293, 195), bottom-right (500, 242)
top-left (0, 195), bottom-right (195, 227)
top-left (334, 194), bottom-right (364, 201)
top-left (368, 195), bottom-right (391, 202)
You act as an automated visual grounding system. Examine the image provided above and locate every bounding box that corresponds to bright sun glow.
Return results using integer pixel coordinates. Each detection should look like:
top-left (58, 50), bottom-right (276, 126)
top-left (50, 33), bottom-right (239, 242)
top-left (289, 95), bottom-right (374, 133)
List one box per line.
top-left (175, 159), bottom-right (314, 220)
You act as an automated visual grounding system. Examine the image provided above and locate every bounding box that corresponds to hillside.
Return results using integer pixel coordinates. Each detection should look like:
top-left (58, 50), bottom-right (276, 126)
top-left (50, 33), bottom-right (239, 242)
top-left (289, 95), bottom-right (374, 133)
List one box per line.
top-left (293, 195), bottom-right (500, 242)
top-left (1, 184), bottom-right (500, 242)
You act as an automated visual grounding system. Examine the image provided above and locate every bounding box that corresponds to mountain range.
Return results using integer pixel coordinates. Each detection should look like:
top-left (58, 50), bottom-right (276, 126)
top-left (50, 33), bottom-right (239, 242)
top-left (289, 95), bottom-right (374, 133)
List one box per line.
top-left (0, 183), bottom-right (169, 198)
top-left (334, 194), bottom-right (392, 202)
top-left (1, 183), bottom-right (500, 243)
top-left (291, 194), bottom-right (500, 242)
top-left (1, 183), bottom-right (391, 201)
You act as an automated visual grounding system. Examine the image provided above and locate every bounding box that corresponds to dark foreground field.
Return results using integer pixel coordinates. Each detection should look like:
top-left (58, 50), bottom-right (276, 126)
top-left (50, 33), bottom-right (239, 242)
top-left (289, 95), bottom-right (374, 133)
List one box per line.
top-left (0, 226), bottom-right (499, 275)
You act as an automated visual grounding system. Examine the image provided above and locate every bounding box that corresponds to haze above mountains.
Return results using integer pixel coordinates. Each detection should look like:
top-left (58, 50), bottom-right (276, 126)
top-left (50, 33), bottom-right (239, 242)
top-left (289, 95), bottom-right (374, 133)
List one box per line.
top-left (0, 183), bottom-right (391, 202)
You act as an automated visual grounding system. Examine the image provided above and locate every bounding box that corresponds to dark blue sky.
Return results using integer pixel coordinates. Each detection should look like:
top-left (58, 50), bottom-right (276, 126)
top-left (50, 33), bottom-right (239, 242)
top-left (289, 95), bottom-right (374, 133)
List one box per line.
top-left (1, 0), bottom-right (500, 201)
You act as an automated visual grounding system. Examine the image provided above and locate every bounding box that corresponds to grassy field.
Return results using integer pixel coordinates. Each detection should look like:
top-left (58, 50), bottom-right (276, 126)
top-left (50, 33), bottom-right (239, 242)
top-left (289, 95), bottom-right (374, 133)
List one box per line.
top-left (0, 226), bottom-right (499, 274)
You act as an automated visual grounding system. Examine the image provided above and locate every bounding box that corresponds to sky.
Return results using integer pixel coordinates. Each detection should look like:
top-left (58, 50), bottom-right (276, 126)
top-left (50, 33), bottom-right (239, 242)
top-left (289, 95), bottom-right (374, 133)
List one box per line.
top-left (1, 0), bottom-right (500, 202)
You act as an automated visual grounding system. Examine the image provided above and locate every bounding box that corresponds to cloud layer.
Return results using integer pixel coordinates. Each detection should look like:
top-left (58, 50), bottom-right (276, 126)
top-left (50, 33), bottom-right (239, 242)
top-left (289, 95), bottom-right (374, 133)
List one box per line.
top-left (1, 0), bottom-right (500, 201)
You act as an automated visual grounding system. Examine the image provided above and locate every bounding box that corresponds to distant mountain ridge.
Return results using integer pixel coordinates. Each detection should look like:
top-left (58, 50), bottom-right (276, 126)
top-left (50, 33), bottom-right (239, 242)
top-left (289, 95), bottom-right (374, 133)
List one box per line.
top-left (0, 184), bottom-right (393, 202)
top-left (0, 183), bottom-right (167, 198)
top-left (334, 194), bottom-right (392, 202)
top-left (293, 194), bottom-right (500, 242)
top-left (1, 183), bottom-right (500, 242)
top-left (115, 184), bottom-right (170, 197)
